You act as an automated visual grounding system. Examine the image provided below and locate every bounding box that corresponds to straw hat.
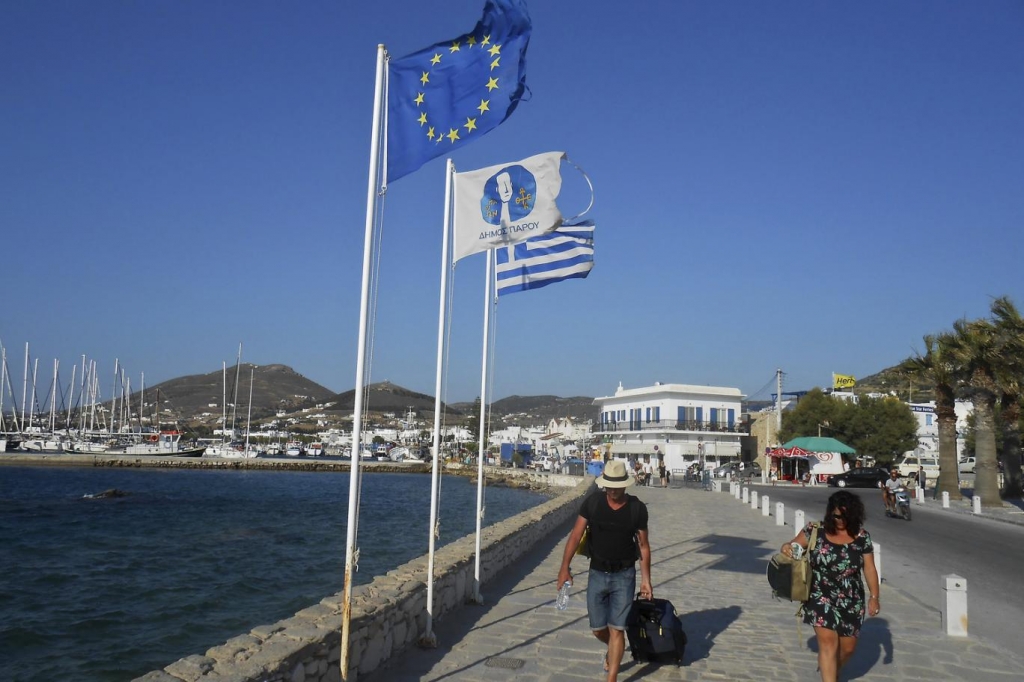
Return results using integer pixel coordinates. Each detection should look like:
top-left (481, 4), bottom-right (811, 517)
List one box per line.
top-left (596, 459), bottom-right (634, 489)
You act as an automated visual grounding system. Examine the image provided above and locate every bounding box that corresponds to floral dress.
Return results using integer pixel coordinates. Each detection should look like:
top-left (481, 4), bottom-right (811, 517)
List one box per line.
top-left (801, 523), bottom-right (874, 637)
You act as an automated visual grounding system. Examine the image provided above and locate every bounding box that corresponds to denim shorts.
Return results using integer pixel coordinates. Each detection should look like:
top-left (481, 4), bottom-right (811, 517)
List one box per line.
top-left (587, 566), bottom-right (636, 631)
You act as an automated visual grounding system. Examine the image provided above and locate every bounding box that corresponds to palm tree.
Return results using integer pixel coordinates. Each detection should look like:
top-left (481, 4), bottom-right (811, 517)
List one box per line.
top-left (948, 317), bottom-right (1004, 507)
top-left (899, 333), bottom-right (962, 499)
top-left (991, 296), bottom-right (1024, 498)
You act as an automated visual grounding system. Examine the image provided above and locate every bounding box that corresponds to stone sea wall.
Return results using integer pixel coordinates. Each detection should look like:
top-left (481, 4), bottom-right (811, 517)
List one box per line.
top-left (135, 475), bottom-right (593, 682)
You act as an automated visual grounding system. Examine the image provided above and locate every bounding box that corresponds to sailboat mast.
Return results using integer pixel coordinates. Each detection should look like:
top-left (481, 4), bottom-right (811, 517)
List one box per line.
top-left (231, 343), bottom-right (242, 439)
top-left (28, 358), bottom-right (38, 431)
top-left (139, 373), bottom-right (145, 436)
top-left (66, 364), bottom-right (77, 431)
top-left (222, 361), bottom-right (227, 441)
top-left (89, 362), bottom-right (98, 433)
top-left (245, 367), bottom-right (254, 454)
top-left (21, 343), bottom-right (29, 433)
top-left (0, 345), bottom-right (6, 433)
top-left (49, 359), bottom-right (58, 433)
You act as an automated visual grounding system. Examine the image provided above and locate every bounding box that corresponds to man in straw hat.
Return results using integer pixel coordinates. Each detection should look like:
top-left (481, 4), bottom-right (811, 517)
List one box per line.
top-left (558, 459), bottom-right (652, 681)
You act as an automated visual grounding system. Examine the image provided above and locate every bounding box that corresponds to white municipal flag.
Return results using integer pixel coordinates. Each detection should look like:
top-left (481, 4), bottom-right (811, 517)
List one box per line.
top-left (496, 221), bottom-right (595, 296)
top-left (452, 151), bottom-right (564, 262)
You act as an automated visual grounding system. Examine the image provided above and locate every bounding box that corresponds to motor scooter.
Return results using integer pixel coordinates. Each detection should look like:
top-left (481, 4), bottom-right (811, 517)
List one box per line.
top-left (886, 485), bottom-right (912, 521)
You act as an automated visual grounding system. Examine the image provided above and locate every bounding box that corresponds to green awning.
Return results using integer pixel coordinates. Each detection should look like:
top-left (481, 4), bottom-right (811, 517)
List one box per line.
top-left (781, 436), bottom-right (856, 454)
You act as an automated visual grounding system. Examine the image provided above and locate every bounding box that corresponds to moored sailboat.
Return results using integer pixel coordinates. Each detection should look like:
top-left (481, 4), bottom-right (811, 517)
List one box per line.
top-left (117, 430), bottom-right (205, 457)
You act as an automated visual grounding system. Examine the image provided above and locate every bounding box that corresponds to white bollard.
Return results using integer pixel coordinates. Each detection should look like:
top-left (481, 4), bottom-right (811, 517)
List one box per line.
top-left (972, 496), bottom-right (981, 514)
top-left (762, 496), bottom-right (770, 517)
top-left (875, 542), bottom-right (882, 583)
top-left (942, 491), bottom-right (950, 508)
top-left (741, 486), bottom-right (749, 503)
top-left (942, 574), bottom-right (968, 637)
top-left (750, 490), bottom-right (758, 509)
top-left (795, 509), bottom-right (805, 530)
top-left (734, 483), bottom-right (741, 500)
top-left (775, 502), bottom-right (785, 526)
top-left (916, 487), bottom-right (925, 503)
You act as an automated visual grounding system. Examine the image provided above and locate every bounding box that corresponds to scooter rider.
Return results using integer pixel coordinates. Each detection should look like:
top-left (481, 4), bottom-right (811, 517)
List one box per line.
top-left (882, 469), bottom-right (902, 514)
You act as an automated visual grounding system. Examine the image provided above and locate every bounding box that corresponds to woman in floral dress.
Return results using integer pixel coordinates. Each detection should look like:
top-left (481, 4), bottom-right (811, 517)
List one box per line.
top-left (780, 491), bottom-right (880, 682)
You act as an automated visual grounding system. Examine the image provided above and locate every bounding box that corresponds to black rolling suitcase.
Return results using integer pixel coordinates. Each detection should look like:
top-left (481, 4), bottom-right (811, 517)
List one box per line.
top-left (625, 595), bottom-right (686, 665)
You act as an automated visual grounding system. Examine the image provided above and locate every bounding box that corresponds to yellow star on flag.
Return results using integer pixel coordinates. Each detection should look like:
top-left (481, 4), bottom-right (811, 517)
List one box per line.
top-left (486, 77), bottom-right (499, 91)
top-left (430, 53), bottom-right (442, 65)
top-left (447, 128), bottom-right (460, 142)
top-left (414, 92), bottom-right (424, 105)
top-left (488, 44), bottom-right (501, 57)
top-left (477, 99), bottom-right (490, 114)
top-left (464, 117), bottom-right (477, 132)
top-left (449, 41), bottom-right (461, 53)
top-left (481, 35), bottom-right (491, 46)
top-left (427, 126), bottom-right (436, 140)
top-left (467, 36), bottom-right (477, 47)
top-left (490, 58), bottom-right (500, 71)
top-left (420, 71), bottom-right (430, 85)
top-left (418, 112), bottom-right (428, 126)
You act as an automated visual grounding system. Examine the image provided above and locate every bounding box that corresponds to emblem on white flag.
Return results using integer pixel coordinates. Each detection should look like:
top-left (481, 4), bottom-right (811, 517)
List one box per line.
top-left (452, 151), bottom-right (565, 262)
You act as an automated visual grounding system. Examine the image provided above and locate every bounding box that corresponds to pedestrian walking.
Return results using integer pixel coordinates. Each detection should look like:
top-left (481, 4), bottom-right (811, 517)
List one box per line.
top-left (558, 460), bottom-right (652, 682)
top-left (780, 491), bottom-right (880, 682)
top-left (658, 461), bottom-right (667, 488)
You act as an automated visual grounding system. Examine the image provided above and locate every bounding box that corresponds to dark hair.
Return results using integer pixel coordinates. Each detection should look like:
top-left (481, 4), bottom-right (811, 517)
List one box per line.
top-left (825, 491), bottom-right (865, 536)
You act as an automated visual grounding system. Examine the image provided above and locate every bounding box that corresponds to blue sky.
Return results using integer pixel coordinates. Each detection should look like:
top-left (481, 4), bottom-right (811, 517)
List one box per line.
top-left (3, 0), bottom-right (1022, 406)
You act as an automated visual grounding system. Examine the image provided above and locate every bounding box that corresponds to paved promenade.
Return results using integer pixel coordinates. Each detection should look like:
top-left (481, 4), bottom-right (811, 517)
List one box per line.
top-left (367, 483), bottom-right (1024, 681)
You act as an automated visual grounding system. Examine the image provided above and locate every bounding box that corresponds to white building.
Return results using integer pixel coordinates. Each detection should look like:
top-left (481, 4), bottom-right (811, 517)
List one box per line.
top-left (592, 381), bottom-right (746, 473)
top-left (907, 400), bottom-right (973, 458)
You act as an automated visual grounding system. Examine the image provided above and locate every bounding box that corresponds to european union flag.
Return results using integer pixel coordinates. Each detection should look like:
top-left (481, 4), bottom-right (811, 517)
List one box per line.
top-left (386, 0), bottom-right (532, 182)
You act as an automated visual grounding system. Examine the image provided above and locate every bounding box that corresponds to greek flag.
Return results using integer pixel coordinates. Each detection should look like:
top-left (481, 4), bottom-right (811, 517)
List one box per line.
top-left (495, 220), bottom-right (594, 296)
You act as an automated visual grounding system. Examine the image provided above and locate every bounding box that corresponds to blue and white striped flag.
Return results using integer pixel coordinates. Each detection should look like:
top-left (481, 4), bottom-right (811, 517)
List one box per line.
top-left (495, 220), bottom-right (595, 296)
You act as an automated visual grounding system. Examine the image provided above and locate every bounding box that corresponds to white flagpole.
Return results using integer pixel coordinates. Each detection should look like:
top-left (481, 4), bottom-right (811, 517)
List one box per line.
top-left (340, 43), bottom-right (387, 682)
top-left (472, 249), bottom-right (493, 603)
top-left (423, 158), bottom-right (455, 646)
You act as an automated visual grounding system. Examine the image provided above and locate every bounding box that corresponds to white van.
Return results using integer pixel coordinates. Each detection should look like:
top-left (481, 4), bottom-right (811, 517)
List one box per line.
top-left (896, 453), bottom-right (940, 480)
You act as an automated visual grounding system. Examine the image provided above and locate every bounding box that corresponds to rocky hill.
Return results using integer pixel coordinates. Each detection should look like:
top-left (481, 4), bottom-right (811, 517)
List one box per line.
top-left (451, 394), bottom-right (596, 425)
top-left (851, 365), bottom-right (935, 403)
top-left (134, 361), bottom-right (935, 430)
top-left (327, 381), bottom-right (463, 418)
top-left (143, 364), bottom-right (335, 420)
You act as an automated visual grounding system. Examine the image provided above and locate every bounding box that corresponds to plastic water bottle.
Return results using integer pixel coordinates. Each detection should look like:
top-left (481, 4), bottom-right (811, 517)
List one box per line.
top-left (555, 581), bottom-right (571, 610)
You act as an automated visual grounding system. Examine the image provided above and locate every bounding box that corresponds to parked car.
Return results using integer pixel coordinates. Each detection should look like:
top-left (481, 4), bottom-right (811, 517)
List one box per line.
top-left (712, 461), bottom-right (740, 478)
top-left (958, 457), bottom-right (976, 474)
top-left (737, 462), bottom-right (762, 479)
top-left (713, 461), bottom-right (761, 479)
top-left (828, 467), bottom-right (891, 489)
top-left (895, 454), bottom-right (940, 480)
top-left (531, 455), bottom-right (555, 472)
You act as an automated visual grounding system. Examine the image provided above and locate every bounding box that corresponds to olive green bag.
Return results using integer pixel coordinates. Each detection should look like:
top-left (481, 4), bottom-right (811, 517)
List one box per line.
top-left (766, 524), bottom-right (819, 602)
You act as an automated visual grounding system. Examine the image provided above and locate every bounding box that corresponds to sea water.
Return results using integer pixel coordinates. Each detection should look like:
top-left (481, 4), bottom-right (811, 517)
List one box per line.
top-left (0, 466), bottom-right (547, 682)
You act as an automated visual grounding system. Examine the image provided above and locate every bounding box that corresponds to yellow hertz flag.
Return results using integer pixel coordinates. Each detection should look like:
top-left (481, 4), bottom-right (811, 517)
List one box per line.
top-left (833, 373), bottom-right (856, 389)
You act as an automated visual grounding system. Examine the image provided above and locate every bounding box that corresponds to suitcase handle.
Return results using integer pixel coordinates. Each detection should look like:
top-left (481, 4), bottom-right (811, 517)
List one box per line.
top-left (635, 592), bottom-right (657, 605)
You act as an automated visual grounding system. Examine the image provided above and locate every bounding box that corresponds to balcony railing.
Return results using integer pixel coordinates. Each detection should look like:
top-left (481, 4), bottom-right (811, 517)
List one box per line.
top-left (593, 419), bottom-right (747, 434)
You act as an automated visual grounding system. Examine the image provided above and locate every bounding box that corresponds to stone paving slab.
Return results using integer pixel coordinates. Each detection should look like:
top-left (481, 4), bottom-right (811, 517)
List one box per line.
top-left (367, 485), bottom-right (1024, 681)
